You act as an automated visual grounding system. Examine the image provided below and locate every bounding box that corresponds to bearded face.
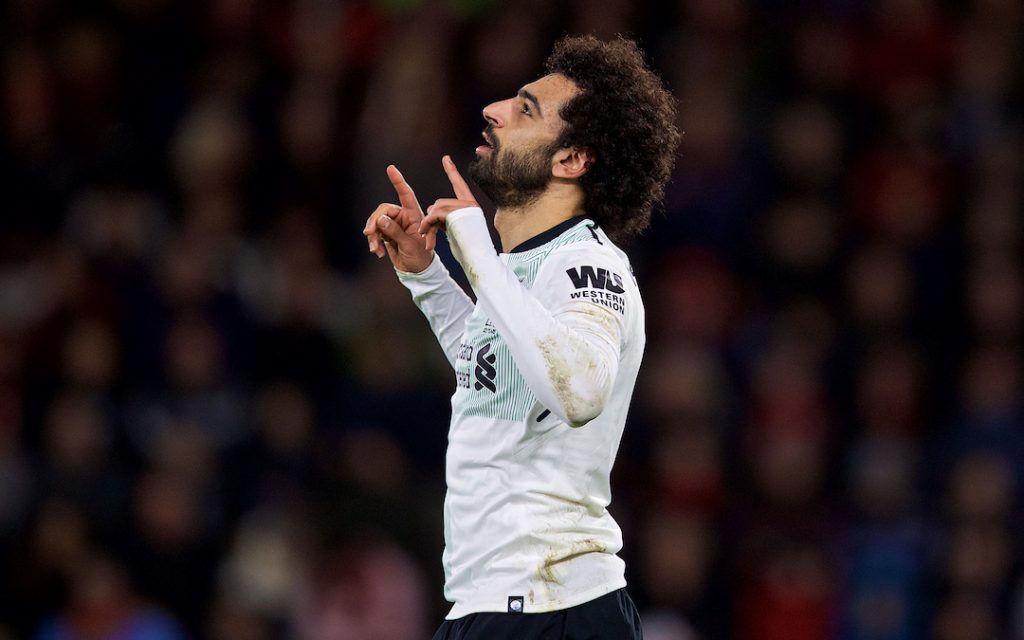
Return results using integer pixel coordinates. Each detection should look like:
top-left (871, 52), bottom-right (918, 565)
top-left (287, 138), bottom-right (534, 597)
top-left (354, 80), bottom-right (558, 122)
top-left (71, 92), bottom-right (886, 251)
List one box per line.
top-left (468, 125), bottom-right (558, 209)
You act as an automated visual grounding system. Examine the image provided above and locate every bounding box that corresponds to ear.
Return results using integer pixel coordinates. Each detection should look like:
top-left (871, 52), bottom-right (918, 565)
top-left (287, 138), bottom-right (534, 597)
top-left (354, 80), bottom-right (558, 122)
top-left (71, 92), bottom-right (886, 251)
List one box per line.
top-left (551, 146), bottom-right (592, 180)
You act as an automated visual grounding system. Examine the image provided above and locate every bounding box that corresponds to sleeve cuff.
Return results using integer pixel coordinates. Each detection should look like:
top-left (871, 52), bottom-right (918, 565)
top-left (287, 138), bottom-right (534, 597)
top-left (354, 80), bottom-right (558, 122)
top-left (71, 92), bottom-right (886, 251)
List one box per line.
top-left (446, 206), bottom-right (484, 225)
top-left (444, 207), bottom-right (493, 266)
top-left (395, 253), bottom-right (449, 284)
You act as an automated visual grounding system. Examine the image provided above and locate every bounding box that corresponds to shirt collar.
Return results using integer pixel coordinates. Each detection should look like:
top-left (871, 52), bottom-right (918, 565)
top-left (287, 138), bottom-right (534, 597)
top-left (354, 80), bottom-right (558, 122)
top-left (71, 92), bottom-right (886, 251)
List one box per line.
top-left (507, 216), bottom-right (593, 253)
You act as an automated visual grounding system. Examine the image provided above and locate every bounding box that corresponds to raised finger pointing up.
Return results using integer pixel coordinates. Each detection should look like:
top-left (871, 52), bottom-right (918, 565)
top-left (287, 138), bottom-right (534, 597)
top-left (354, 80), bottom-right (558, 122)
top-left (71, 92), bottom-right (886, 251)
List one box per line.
top-left (442, 155), bottom-right (474, 201)
top-left (387, 164), bottom-right (421, 211)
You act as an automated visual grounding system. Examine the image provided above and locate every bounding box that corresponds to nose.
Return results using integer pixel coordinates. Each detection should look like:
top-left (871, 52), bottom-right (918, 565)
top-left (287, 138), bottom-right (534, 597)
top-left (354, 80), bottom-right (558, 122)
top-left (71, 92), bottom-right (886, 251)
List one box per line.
top-left (482, 100), bottom-right (505, 128)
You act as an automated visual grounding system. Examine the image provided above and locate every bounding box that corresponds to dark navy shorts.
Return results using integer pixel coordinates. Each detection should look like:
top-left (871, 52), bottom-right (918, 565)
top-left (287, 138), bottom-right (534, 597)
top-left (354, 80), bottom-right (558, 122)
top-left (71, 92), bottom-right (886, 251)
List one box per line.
top-left (431, 588), bottom-right (643, 640)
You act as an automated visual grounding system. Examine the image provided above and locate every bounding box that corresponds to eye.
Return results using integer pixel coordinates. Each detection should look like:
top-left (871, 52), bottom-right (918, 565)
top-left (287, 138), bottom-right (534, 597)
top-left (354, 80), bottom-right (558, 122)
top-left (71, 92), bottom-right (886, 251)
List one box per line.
top-left (520, 101), bottom-right (532, 116)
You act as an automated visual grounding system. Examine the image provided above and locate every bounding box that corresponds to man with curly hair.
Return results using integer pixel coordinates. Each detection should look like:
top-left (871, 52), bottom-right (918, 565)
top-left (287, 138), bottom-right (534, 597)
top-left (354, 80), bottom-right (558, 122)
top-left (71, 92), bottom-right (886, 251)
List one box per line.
top-left (363, 35), bottom-right (679, 639)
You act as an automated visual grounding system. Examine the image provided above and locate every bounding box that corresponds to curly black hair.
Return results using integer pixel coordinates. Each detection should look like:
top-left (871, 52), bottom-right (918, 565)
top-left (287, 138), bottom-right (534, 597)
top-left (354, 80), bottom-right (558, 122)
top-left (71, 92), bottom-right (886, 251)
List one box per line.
top-left (544, 35), bottom-right (680, 242)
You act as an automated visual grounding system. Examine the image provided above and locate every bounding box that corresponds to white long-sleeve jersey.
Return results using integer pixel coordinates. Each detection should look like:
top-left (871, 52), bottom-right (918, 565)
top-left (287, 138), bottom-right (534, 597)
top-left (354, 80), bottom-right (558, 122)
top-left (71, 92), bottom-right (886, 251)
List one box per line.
top-left (396, 207), bottom-right (645, 619)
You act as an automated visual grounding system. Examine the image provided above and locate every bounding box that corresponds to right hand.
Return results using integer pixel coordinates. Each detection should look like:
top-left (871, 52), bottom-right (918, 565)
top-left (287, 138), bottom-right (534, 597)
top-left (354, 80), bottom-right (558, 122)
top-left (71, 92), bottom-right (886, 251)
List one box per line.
top-left (363, 165), bottom-right (434, 273)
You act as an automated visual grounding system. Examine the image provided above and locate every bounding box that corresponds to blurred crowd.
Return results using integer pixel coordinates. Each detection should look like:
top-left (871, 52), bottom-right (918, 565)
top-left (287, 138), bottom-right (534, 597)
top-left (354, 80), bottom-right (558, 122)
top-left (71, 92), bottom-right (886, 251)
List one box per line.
top-left (1, 0), bottom-right (1022, 638)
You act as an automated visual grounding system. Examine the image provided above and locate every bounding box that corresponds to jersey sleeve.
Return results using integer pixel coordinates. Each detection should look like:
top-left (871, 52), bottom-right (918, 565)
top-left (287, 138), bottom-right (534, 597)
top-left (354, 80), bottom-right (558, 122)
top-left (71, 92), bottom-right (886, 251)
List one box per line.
top-left (396, 253), bottom-right (475, 368)
top-left (444, 207), bottom-right (627, 427)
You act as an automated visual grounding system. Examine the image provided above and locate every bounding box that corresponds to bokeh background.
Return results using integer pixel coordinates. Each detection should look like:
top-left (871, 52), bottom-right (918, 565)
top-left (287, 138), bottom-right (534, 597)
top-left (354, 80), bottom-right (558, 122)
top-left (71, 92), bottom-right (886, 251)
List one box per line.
top-left (1, 0), bottom-right (1022, 638)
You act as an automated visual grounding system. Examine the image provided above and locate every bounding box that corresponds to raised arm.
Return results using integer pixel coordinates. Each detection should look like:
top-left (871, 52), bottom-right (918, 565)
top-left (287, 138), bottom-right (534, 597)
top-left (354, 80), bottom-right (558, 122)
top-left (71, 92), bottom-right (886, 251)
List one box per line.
top-left (421, 157), bottom-right (625, 426)
top-left (396, 256), bottom-right (474, 368)
top-left (364, 165), bottom-right (474, 367)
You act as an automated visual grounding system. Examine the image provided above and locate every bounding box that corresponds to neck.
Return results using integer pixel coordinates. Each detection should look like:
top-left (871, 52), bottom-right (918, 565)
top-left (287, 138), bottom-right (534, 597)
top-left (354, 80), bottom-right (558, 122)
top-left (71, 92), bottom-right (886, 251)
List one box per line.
top-left (493, 183), bottom-right (585, 252)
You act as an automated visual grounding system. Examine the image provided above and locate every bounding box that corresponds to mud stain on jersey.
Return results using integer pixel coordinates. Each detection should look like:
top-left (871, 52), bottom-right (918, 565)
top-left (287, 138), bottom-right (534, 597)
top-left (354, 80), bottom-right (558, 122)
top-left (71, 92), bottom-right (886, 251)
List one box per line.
top-left (538, 537), bottom-right (608, 584)
top-left (537, 335), bottom-right (580, 422)
top-left (576, 303), bottom-right (619, 336)
top-left (462, 261), bottom-right (479, 288)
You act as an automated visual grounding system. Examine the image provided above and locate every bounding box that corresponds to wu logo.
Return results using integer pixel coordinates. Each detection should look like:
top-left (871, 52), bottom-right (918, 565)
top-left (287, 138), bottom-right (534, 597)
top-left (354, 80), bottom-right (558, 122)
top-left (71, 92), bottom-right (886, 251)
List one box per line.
top-left (565, 266), bottom-right (625, 293)
top-left (474, 344), bottom-right (497, 393)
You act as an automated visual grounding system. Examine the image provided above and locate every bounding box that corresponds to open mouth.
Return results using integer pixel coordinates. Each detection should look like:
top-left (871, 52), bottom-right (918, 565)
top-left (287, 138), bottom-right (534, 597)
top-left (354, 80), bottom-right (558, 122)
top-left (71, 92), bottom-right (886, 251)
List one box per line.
top-left (476, 130), bottom-right (495, 155)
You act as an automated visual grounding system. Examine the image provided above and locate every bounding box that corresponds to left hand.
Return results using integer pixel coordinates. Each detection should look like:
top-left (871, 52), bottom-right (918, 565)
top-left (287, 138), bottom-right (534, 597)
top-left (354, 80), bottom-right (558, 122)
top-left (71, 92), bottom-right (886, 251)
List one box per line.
top-left (419, 155), bottom-right (479, 251)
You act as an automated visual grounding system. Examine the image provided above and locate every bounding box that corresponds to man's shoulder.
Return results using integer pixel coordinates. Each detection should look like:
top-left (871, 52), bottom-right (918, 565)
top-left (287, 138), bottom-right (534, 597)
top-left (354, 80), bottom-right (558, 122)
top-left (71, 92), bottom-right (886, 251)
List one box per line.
top-left (543, 228), bottom-right (634, 280)
top-left (535, 230), bottom-right (640, 316)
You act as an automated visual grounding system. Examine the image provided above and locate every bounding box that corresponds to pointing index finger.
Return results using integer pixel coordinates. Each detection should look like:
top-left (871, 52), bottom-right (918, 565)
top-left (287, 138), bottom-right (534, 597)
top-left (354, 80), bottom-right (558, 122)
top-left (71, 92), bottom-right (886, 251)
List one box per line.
top-left (387, 165), bottom-right (419, 210)
top-left (442, 155), bottom-right (473, 201)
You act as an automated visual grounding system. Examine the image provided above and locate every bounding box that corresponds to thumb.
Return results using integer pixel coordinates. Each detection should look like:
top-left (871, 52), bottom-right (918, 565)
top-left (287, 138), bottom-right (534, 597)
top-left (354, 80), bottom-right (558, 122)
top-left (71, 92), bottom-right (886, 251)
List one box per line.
top-left (376, 214), bottom-right (416, 250)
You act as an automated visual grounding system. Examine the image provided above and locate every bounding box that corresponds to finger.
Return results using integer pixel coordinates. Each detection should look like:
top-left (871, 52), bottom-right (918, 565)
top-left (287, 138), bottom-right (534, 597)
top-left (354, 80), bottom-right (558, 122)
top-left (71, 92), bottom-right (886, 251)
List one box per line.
top-left (442, 155), bottom-right (473, 200)
top-left (417, 213), bottom-right (441, 251)
top-left (376, 212), bottom-right (417, 253)
top-left (418, 211), bottom-right (442, 236)
top-left (420, 199), bottom-right (470, 233)
top-left (424, 226), bottom-right (438, 252)
top-left (368, 231), bottom-right (384, 257)
top-left (433, 199), bottom-right (470, 211)
top-left (387, 165), bottom-right (420, 211)
top-left (365, 203), bottom-right (401, 255)
top-left (365, 203), bottom-right (400, 235)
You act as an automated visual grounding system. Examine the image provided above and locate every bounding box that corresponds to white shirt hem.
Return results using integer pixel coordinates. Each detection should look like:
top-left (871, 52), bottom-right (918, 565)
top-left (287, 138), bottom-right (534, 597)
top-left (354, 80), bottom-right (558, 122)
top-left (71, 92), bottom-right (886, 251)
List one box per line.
top-left (444, 577), bottom-right (628, 620)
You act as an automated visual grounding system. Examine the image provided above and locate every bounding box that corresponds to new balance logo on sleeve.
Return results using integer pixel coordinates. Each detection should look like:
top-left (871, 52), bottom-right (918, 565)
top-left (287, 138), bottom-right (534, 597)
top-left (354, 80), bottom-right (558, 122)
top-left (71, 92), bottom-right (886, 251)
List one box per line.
top-left (508, 596), bottom-right (524, 613)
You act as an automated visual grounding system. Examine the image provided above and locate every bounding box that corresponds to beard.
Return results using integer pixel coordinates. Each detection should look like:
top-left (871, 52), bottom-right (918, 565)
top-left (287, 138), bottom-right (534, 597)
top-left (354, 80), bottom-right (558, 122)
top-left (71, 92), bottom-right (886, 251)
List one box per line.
top-left (468, 130), bottom-right (557, 209)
